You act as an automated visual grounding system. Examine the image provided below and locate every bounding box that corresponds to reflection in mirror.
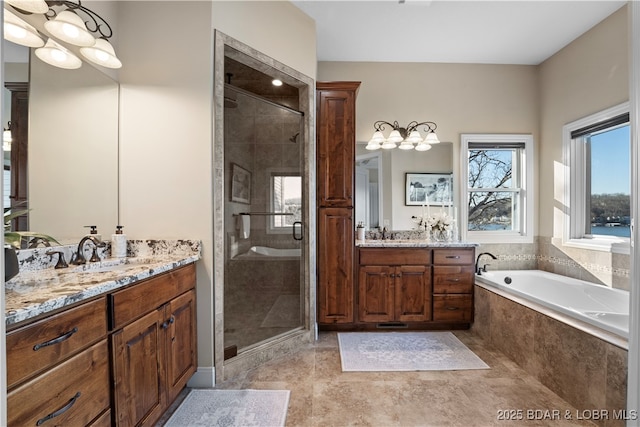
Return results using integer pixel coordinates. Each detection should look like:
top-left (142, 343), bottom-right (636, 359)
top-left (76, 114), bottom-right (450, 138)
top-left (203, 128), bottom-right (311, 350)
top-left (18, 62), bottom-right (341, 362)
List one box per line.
top-left (355, 152), bottom-right (382, 230)
top-left (2, 38), bottom-right (119, 245)
top-left (356, 142), bottom-right (453, 230)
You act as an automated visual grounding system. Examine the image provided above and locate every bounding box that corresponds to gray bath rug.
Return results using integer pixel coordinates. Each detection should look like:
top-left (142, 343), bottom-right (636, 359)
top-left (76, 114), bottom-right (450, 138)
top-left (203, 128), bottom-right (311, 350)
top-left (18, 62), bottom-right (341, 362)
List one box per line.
top-left (260, 295), bottom-right (300, 328)
top-left (338, 332), bottom-right (490, 372)
top-left (164, 389), bottom-right (290, 427)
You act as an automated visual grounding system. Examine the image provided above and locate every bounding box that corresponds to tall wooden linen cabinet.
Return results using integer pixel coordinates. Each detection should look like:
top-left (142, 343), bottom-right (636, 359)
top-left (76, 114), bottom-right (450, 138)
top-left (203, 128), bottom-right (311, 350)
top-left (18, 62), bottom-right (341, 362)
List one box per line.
top-left (316, 81), bottom-right (361, 325)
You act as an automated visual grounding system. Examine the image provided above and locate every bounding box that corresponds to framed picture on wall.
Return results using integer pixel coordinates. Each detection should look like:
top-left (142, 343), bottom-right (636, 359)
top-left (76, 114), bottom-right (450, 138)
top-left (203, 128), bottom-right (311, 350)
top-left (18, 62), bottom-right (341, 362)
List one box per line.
top-left (405, 173), bottom-right (453, 206)
top-left (231, 163), bottom-right (251, 204)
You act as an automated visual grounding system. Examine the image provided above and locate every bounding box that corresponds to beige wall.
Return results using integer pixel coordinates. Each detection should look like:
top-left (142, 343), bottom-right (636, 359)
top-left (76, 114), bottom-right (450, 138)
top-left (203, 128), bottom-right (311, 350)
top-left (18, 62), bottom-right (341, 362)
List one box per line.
top-left (318, 61), bottom-right (539, 231)
top-left (539, 5), bottom-right (629, 238)
top-left (538, 5), bottom-right (629, 288)
top-left (117, 1), bottom-right (316, 384)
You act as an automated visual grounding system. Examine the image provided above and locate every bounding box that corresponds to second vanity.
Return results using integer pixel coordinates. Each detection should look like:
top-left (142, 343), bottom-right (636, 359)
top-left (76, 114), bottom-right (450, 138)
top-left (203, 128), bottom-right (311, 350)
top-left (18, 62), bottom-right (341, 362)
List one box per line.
top-left (319, 238), bottom-right (477, 331)
top-left (5, 240), bottom-right (200, 427)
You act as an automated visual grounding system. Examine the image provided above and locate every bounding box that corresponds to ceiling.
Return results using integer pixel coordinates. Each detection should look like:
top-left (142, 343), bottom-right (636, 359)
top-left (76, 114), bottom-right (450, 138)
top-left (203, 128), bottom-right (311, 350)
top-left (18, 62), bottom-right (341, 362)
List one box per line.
top-left (291, 0), bottom-right (627, 65)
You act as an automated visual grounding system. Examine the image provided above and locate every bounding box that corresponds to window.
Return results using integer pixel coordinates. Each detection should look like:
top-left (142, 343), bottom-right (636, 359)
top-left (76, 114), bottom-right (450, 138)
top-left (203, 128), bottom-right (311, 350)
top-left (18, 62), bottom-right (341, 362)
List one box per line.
top-left (461, 134), bottom-right (534, 243)
top-left (269, 173), bottom-right (302, 233)
top-left (563, 102), bottom-right (630, 253)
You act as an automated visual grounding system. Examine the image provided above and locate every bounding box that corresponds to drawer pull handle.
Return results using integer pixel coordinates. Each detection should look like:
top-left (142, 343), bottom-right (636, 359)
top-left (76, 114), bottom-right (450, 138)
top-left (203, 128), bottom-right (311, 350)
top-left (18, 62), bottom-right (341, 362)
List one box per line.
top-left (33, 327), bottom-right (78, 351)
top-left (448, 278), bottom-right (460, 282)
top-left (446, 306), bottom-right (459, 311)
top-left (36, 391), bottom-right (81, 426)
top-left (445, 255), bottom-right (460, 259)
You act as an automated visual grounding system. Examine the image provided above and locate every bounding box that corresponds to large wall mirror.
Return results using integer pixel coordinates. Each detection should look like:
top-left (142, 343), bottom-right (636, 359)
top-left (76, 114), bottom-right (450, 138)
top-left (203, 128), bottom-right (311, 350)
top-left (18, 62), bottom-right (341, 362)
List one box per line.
top-left (355, 142), bottom-right (453, 231)
top-left (2, 26), bottom-right (119, 245)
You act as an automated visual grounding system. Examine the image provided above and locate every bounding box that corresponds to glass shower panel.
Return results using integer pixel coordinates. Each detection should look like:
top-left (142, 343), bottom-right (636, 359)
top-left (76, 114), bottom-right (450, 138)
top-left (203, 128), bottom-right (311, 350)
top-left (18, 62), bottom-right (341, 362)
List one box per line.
top-left (223, 86), bottom-right (304, 354)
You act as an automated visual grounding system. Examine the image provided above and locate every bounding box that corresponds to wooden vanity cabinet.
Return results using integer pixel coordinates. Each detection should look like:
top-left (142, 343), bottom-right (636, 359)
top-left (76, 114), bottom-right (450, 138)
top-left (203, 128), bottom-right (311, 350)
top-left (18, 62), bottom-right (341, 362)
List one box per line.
top-left (110, 264), bottom-right (197, 427)
top-left (6, 297), bottom-right (110, 426)
top-left (432, 248), bottom-right (475, 323)
top-left (358, 248), bottom-right (432, 323)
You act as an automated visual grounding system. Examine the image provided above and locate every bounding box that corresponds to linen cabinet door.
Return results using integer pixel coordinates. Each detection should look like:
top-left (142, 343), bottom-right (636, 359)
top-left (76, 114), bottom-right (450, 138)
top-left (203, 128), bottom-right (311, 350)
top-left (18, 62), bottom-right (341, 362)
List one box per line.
top-left (164, 289), bottom-right (197, 404)
top-left (358, 265), bottom-right (395, 322)
top-left (112, 309), bottom-right (166, 427)
top-left (395, 265), bottom-right (432, 322)
top-left (316, 84), bottom-right (358, 207)
top-left (318, 207), bottom-right (354, 324)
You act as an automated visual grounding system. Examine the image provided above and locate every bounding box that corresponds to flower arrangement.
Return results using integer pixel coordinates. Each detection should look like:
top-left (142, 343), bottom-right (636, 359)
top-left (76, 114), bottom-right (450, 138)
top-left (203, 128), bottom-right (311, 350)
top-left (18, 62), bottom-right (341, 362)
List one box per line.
top-left (412, 211), bottom-right (454, 232)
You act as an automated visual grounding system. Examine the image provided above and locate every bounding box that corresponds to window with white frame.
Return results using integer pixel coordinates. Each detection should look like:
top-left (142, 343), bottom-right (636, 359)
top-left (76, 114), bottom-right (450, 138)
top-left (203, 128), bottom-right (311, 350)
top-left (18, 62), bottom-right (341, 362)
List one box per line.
top-left (461, 134), bottom-right (534, 243)
top-left (563, 102), bottom-right (630, 253)
top-left (269, 172), bottom-right (302, 233)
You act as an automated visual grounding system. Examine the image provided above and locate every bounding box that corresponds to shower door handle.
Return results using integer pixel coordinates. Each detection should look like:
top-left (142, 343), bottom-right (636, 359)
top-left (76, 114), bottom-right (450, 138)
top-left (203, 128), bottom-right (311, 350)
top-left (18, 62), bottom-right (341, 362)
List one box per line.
top-left (293, 221), bottom-right (303, 241)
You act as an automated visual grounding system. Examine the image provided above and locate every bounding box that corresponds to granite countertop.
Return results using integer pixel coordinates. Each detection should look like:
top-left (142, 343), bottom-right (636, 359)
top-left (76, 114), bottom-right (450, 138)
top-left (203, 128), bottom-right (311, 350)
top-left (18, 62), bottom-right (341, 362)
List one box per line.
top-left (6, 249), bottom-right (200, 328)
top-left (356, 239), bottom-right (478, 248)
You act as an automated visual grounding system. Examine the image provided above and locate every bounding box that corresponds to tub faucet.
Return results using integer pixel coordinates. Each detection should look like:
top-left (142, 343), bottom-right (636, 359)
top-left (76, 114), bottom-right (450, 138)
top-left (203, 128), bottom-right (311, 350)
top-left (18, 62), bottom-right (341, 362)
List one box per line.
top-left (71, 235), bottom-right (106, 265)
top-left (476, 252), bottom-right (498, 275)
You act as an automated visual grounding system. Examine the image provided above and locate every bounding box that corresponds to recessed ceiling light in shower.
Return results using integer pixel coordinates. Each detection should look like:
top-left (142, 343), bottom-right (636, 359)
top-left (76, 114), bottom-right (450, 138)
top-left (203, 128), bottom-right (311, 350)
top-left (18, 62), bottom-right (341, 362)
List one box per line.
top-left (272, 79), bottom-right (283, 87)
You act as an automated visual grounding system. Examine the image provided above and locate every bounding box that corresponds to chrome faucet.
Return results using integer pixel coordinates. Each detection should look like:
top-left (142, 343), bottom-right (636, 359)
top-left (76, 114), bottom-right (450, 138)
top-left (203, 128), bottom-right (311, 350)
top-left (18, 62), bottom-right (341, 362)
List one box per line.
top-left (71, 235), bottom-right (106, 265)
top-left (475, 252), bottom-right (498, 275)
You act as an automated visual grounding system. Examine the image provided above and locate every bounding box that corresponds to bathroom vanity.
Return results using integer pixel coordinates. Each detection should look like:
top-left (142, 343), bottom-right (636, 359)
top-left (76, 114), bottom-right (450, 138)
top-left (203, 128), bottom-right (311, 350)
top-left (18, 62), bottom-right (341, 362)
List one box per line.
top-left (319, 242), bottom-right (476, 331)
top-left (5, 241), bottom-right (200, 427)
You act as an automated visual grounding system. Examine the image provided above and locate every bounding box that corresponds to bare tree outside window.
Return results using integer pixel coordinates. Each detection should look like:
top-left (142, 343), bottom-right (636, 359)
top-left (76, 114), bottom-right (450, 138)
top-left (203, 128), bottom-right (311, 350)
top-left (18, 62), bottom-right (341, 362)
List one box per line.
top-left (468, 149), bottom-right (517, 231)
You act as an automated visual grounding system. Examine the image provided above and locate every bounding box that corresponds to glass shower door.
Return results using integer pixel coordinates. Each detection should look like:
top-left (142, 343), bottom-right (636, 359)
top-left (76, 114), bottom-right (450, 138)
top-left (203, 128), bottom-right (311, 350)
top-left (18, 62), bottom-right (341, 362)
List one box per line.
top-left (223, 85), bottom-right (304, 355)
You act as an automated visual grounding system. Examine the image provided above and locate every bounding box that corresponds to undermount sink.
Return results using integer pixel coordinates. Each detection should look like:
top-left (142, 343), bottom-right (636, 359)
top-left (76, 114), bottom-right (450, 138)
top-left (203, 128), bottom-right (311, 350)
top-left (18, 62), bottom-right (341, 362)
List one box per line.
top-left (69, 257), bottom-right (154, 274)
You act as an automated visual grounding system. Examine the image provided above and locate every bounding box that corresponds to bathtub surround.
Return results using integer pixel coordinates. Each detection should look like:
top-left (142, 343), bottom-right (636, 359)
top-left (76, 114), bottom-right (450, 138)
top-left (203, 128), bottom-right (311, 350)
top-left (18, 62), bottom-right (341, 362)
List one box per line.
top-left (474, 284), bottom-right (627, 427)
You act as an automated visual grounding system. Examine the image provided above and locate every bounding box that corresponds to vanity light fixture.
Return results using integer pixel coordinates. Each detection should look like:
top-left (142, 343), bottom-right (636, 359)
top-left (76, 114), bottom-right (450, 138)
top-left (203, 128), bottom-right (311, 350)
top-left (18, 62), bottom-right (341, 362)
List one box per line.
top-left (366, 120), bottom-right (440, 151)
top-left (35, 38), bottom-right (82, 69)
top-left (3, 9), bottom-right (44, 48)
top-left (5, 0), bottom-right (123, 69)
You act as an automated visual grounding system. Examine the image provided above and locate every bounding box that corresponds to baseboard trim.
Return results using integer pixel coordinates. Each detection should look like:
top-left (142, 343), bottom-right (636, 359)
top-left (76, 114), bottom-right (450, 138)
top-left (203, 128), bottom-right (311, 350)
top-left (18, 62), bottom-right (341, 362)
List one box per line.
top-left (187, 366), bottom-right (216, 388)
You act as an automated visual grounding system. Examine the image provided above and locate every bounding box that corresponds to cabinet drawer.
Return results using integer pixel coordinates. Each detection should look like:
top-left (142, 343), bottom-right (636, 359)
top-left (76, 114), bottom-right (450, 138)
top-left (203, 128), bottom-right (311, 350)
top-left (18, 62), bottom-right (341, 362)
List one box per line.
top-left (433, 295), bottom-right (473, 322)
top-left (433, 249), bottom-right (474, 265)
top-left (359, 248), bottom-right (431, 266)
top-left (433, 266), bottom-right (474, 293)
top-left (110, 263), bottom-right (196, 330)
top-left (7, 340), bottom-right (111, 427)
top-left (6, 297), bottom-right (107, 388)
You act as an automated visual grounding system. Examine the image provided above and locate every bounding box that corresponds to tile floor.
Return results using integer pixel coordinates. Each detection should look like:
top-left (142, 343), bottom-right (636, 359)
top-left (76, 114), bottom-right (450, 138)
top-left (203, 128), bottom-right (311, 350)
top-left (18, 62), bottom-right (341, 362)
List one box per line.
top-left (159, 331), bottom-right (597, 426)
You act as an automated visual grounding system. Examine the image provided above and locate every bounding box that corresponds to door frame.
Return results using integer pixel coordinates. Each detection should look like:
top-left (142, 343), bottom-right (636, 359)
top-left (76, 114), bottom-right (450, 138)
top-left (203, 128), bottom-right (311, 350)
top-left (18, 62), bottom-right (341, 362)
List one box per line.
top-left (212, 31), bottom-right (315, 383)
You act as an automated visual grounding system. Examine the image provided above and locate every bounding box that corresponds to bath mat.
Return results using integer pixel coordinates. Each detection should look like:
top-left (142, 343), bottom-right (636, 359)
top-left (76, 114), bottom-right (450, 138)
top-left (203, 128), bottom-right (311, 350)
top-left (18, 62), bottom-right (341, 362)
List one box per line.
top-left (338, 332), bottom-right (490, 372)
top-left (260, 295), bottom-right (300, 328)
top-left (164, 389), bottom-right (290, 427)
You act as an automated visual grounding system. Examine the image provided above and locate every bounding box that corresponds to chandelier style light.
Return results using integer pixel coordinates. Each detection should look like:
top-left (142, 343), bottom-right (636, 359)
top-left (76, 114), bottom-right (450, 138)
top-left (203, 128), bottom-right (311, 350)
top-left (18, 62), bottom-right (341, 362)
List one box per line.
top-left (4, 0), bottom-right (122, 69)
top-left (366, 120), bottom-right (440, 151)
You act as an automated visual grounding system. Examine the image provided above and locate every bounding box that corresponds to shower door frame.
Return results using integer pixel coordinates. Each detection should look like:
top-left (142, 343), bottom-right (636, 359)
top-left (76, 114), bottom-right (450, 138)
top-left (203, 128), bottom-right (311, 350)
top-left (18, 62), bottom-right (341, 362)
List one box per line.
top-left (212, 31), bottom-right (316, 383)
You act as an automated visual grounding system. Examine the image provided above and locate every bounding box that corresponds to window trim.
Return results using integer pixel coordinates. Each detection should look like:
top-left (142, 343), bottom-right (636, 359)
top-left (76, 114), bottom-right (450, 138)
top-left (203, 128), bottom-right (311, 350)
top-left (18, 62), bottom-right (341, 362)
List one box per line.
top-left (562, 102), bottom-right (630, 255)
top-left (460, 134), bottom-right (534, 244)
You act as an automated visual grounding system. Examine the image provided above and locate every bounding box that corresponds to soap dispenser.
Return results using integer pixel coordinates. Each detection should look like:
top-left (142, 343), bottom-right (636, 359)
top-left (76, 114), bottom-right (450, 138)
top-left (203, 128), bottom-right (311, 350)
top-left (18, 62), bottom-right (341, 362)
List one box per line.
top-left (111, 225), bottom-right (127, 258)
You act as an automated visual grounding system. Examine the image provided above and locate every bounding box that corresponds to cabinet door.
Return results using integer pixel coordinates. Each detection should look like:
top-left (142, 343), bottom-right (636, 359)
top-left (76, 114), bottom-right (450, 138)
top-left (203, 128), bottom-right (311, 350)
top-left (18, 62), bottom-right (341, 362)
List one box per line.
top-left (318, 207), bottom-right (354, 323)
top-left (358, 266), bottom-right (394, 322)
top-left (395, 265), bottom-right (432, 322)
top-left (165, 290), bottom-right (197, 404)
top-left (112, 309), bottom-right (165, 427)
top-left (317, 85), bottom-right (357, 207)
